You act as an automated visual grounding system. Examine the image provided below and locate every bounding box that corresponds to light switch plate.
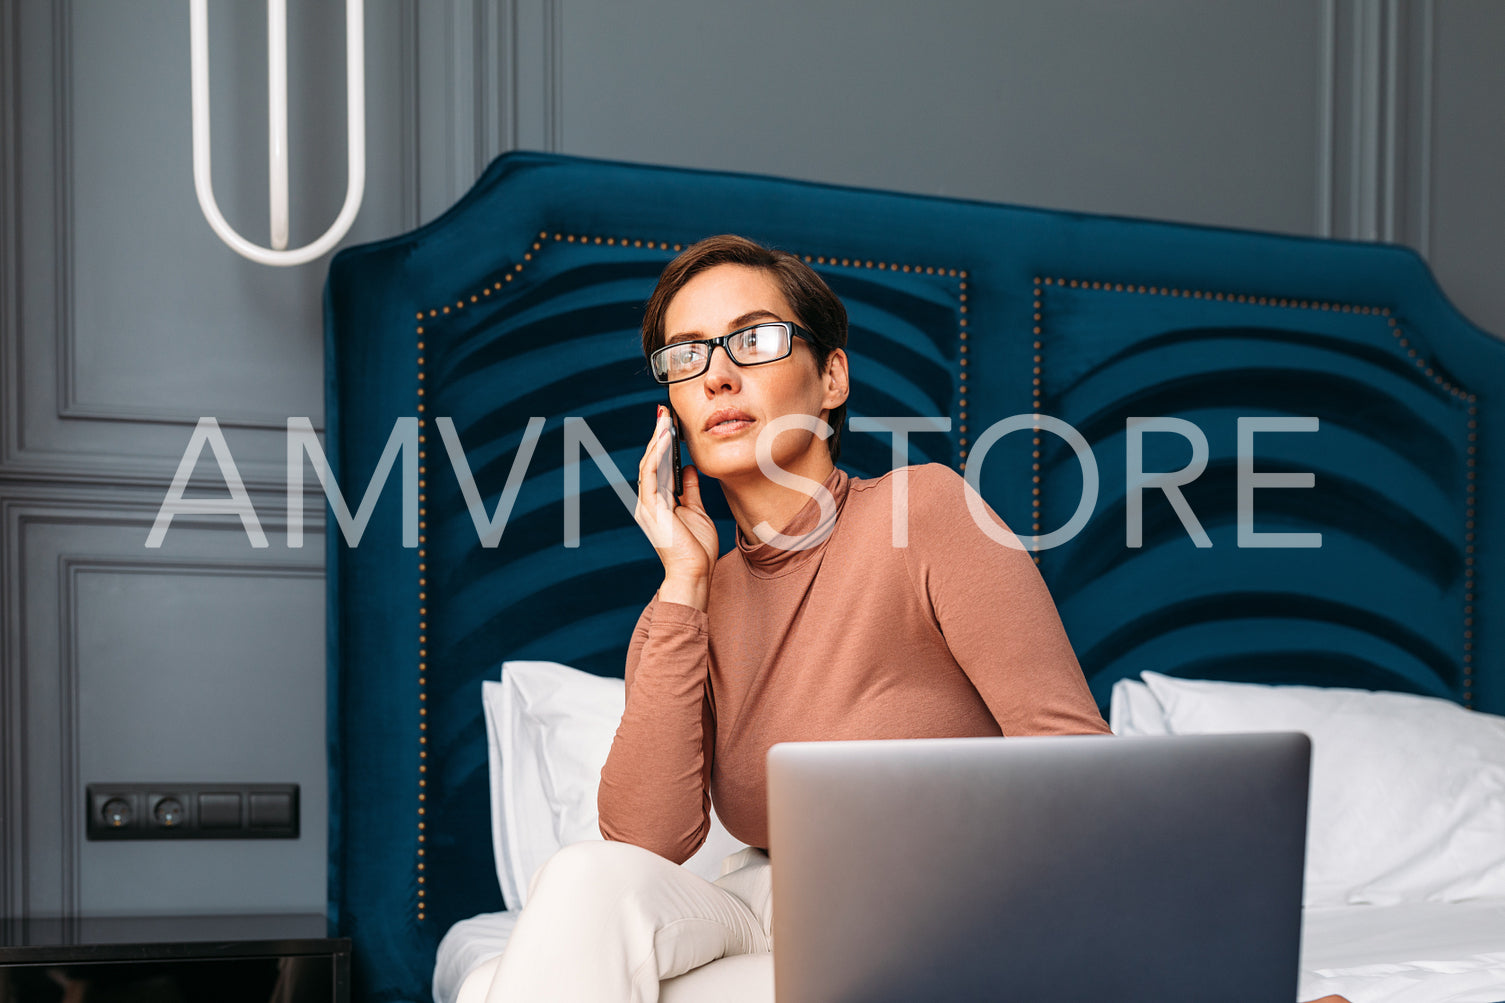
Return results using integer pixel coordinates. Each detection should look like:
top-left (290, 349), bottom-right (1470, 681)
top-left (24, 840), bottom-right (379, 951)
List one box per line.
top-left (85, 783), bottom-right (299, 840)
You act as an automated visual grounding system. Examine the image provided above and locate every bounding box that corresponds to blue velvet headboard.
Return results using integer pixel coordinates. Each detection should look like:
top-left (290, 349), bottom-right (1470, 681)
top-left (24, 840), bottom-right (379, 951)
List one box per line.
top-left (324, 151), bottom-right (1502, 1002)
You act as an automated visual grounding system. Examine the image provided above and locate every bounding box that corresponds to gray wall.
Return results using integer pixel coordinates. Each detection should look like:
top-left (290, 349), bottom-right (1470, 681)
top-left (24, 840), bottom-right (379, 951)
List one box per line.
top-left (2, 0), bottom-right (1501, 918)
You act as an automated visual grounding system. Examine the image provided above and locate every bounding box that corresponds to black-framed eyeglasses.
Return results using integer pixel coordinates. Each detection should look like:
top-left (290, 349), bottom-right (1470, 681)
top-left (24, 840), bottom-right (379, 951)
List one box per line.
top-left (649, 321), bottom-right (815, 384)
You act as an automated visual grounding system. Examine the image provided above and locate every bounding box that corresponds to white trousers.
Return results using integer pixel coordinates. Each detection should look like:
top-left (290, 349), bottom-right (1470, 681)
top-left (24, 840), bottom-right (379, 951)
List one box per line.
top-left (482, 840), bottom-right (774, 1003)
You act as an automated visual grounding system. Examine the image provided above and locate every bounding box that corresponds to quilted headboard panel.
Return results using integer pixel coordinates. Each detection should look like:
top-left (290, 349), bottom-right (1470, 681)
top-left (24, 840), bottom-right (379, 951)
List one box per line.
top-left (325, 151), bottom-right (1502, 1002)
top-left (1037, 278), bottom-right (1480, 702)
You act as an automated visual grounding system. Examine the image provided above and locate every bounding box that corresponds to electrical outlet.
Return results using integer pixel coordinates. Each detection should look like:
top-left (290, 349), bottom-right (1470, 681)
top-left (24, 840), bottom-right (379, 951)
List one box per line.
top-left (149, 791), bottom-right (189, 830)
top-left (85, 783), bottom-right (299, 840)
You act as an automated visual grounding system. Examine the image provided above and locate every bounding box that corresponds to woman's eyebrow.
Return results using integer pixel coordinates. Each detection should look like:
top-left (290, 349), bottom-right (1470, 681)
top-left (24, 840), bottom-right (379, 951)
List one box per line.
top-left (727, 309), bottom-right (781, 329)
top-left (665, 310), bottom-right (783, 345)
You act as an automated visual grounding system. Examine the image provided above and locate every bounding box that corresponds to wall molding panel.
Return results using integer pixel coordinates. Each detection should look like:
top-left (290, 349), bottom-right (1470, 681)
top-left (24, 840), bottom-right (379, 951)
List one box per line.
top-left (58, 557), bottom-right (325, 917)
top-left (0, 0), bottom-right (14, 481)
top-left (35, 0), bottom-right (279, 433)
top-left (2, 487), bottom-right (323, 918)
top-left (3, 2), bottom-right (305, 489)
top-left (414, 0), bottom-right (559, 225)
top-left (0, 0), bottom-right (24, 919)
top-left (1318, 0), bottom-right (1435, 252)
top-left (0, 0), bottom-right (548, 500)
top-left (501, 0), bottom-right (562, 155)
top-left (0, 486), bottom-right (20, 921)
top-left (0, 1), bottom-right (455, 492)
top-left (1411, 0), bottom-right (1435, 258)
top-left (48, 0), bottom-right (77, 430)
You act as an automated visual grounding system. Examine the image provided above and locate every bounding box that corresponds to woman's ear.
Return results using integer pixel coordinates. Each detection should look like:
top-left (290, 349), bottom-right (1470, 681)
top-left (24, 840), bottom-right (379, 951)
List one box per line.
top-left (822, 348), bottom-right (850, 409)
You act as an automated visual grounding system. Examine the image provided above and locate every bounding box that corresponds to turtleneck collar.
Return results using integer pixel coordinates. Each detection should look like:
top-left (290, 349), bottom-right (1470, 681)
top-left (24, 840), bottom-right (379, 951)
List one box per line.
top-left (733, 465), bottom-right (851, 577)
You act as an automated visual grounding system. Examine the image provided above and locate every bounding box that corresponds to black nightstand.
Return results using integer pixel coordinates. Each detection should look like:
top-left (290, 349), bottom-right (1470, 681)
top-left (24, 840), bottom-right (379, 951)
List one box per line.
top-left (0, 913), bottom-right (349, 1002)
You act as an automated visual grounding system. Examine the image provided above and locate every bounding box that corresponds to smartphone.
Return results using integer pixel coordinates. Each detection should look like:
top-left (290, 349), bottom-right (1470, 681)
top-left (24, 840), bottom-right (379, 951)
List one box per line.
top-left (657, 401), bottom-right (684, 501)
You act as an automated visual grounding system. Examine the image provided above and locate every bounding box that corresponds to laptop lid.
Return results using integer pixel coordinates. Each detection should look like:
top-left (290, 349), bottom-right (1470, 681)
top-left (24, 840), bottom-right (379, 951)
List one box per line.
top-left (767, 733), bottom-right (1310, 1003)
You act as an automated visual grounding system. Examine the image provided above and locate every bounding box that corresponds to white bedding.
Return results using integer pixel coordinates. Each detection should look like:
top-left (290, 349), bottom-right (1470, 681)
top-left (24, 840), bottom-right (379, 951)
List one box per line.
top-left (437, 898), bottom-right (1505, 1003)
top-left (434, 911), bottom-right (517, 1003)
top-left (1297, 899), bottom-right (1505, 1002)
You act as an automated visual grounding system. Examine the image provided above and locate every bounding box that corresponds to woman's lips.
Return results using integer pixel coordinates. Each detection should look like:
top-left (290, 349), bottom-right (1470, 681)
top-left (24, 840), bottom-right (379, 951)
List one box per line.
top-left (705, 418), bottom-right (754, 436)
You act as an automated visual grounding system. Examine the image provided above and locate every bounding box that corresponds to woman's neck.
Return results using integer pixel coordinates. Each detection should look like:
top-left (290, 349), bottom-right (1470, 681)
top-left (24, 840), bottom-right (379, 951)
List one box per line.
top-left (721, 456), bottom-right (836, 546)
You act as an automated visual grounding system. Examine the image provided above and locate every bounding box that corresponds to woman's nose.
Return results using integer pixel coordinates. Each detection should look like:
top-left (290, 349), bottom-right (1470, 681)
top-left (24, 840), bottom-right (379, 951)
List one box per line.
top-left (701, 342), bottom-right (741, 391)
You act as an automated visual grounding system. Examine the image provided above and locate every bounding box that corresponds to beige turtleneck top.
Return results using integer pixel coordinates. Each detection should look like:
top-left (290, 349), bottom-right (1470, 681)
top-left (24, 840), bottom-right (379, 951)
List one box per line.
top-left (597, 462), bottom-right (1111, 861)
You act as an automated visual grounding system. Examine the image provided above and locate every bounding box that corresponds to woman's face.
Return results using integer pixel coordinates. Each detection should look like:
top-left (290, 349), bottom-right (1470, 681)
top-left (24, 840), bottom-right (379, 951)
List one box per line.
top-left (662, 263), bottom-right (848, 485)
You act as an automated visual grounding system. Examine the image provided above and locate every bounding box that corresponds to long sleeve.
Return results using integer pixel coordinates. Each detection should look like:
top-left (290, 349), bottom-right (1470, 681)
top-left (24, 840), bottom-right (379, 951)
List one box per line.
top-left (597, 596), bottom-right (716, 863)
top-left (901, 465), bottom-right (1111, 737)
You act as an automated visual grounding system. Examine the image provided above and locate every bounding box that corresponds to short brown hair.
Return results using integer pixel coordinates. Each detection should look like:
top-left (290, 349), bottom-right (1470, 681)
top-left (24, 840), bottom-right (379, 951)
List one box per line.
top-left (641, 235), bottom-right (849, 463)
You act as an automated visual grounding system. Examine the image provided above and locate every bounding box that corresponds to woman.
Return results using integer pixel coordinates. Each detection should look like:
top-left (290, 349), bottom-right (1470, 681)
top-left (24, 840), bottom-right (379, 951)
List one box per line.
top-left (487, 236), bottom-right (1326, 1002)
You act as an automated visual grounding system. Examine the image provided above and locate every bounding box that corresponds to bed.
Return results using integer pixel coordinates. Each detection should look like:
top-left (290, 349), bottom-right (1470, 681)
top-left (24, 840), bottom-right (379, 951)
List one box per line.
top-left (323, 151), bottom-right (1505, 1003)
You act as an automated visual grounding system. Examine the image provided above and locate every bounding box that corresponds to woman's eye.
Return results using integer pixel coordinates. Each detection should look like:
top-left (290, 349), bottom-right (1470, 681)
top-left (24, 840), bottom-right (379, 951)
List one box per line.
top-left (745, 326), bottom-right (785, 356)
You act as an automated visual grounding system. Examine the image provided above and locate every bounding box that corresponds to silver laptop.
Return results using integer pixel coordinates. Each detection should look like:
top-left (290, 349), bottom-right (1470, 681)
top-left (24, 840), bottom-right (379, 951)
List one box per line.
top-left (767, 733), bottom-right (1310, 1003)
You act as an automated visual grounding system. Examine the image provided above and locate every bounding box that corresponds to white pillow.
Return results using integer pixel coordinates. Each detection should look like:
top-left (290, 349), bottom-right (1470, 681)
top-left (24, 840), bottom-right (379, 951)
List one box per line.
top-left (1108, 678), bottom-right (1169, 736)
top-left (482, 660), bottom-right (746, 909)
top-left (1135, 670), bottom-right (1505, 907)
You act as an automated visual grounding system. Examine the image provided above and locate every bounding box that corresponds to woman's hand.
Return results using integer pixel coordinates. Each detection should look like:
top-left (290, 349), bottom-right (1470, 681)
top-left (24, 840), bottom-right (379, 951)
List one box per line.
top-left (635, 405), bottom-right (719, 610)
